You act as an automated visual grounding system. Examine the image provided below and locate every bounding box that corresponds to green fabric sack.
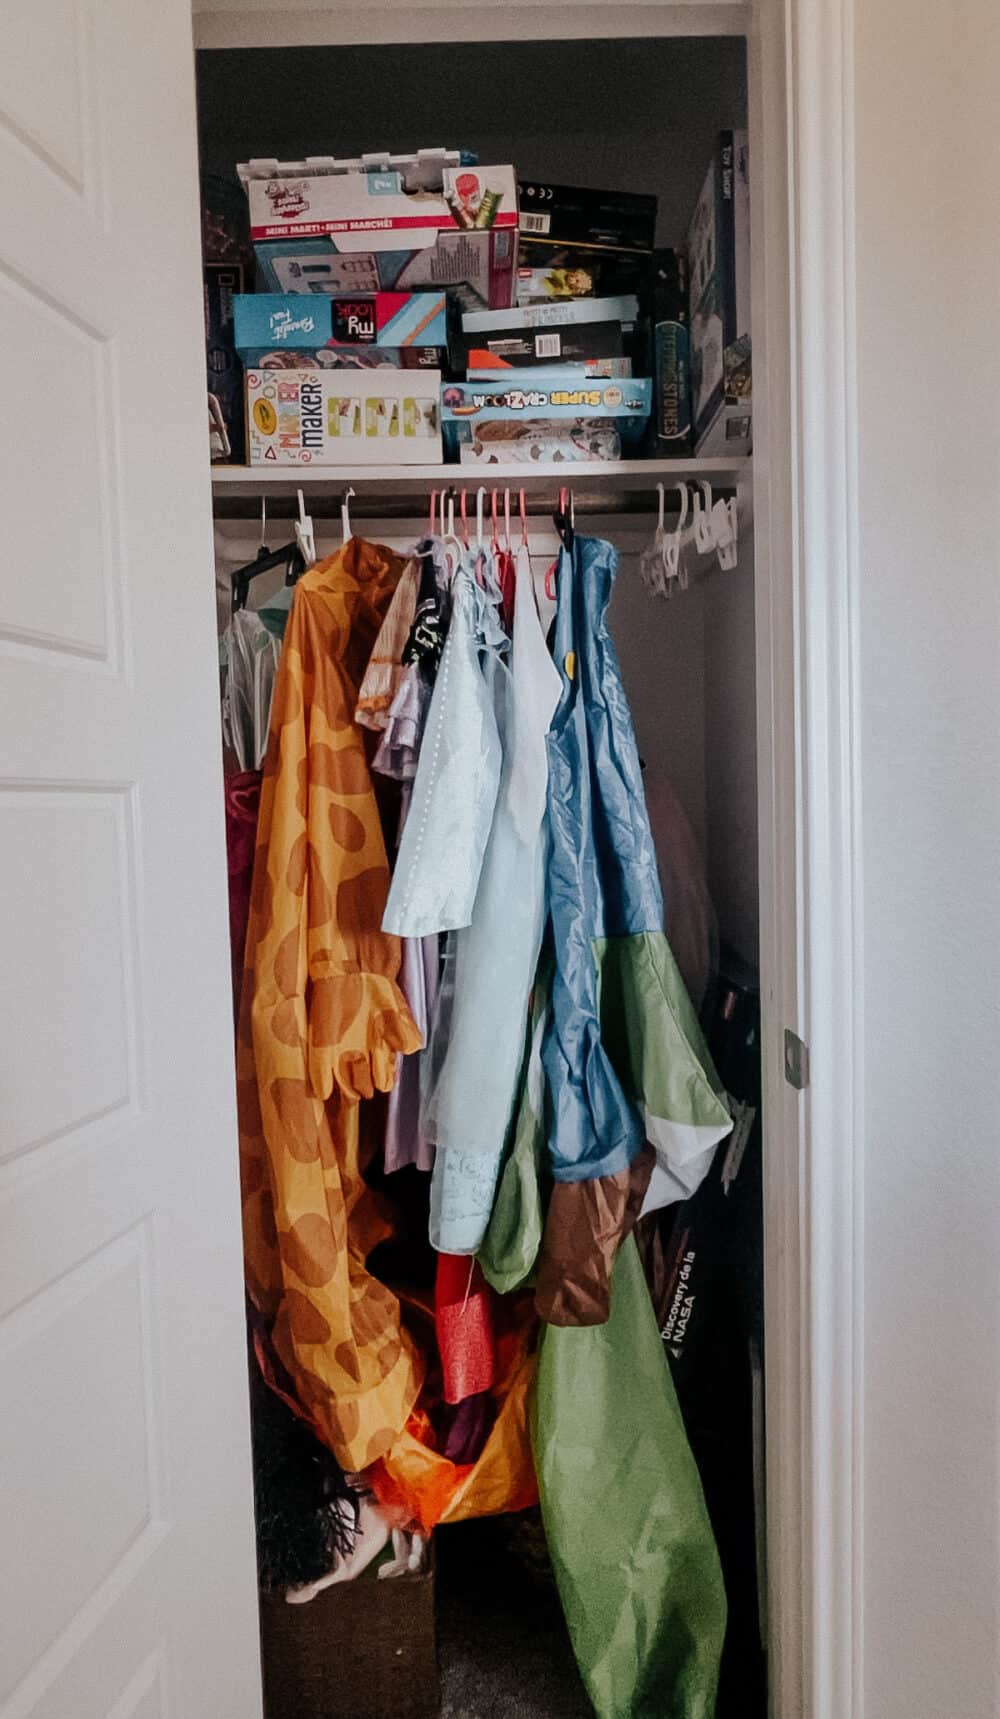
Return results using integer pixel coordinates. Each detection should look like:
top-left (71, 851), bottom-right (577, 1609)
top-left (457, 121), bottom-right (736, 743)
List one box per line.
top-left (532, 1235), bottom-right (727, 1719)
top-left (478, 967), bottom-right (550, 1296)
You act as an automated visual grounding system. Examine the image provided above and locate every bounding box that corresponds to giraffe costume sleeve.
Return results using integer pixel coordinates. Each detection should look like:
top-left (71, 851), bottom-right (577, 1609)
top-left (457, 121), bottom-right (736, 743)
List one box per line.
top-left (237, 539), bottom-right (425, 1472)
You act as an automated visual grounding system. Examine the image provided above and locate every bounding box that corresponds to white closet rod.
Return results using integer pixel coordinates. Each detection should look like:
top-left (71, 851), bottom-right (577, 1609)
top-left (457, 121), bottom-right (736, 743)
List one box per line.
top-left (212, 479), bottom-right (741, 523)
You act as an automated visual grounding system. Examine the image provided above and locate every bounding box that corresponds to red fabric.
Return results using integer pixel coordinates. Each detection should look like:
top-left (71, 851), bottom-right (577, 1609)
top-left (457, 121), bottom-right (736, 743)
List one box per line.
top-left (434, 1255), bottom-right (499, 1404)
top-left (224, 769), bottom-right (262, 1019)
top-left (496, 549), bottom-right (517, 636)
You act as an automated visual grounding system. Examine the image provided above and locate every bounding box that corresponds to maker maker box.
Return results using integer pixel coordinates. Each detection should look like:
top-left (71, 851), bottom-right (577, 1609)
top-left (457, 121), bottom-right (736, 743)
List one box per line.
top-left (245, 367), bottom-right (442, 465)
top-left (239, 156), bottom-right (518, 311)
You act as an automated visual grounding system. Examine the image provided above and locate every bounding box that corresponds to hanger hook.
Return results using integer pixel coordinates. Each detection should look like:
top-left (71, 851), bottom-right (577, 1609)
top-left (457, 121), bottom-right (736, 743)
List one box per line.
top-left (519, 486), bottom-right (528, 549)
top-left (656, 481), bottom-right (665, 534)
top-left (341, 485), bottom-right (355, 545)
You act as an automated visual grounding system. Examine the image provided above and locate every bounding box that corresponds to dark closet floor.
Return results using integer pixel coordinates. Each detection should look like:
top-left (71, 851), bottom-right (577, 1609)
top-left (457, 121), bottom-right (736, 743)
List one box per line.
top-left (436, 1517), bottom-right (592, 1719)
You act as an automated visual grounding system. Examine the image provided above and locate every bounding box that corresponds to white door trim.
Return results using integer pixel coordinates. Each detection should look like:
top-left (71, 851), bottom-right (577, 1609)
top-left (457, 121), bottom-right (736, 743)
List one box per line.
top-left (755, 0), bottom-right (864, 1714)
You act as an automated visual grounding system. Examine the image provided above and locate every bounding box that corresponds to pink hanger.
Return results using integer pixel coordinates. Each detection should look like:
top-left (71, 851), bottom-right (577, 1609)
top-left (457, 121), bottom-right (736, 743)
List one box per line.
top-left (545, 486), bottom-right (570, 599)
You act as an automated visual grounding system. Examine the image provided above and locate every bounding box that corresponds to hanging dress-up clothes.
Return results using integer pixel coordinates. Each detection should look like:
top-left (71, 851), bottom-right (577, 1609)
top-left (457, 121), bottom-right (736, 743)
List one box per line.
top-left (539, 531), bottom-right (733, 1325)
top-left (239, 539), bottom-right (538, 1534)
top-left (370, 537), bottom-right (452, 1177)
top-left (425, 541), bottom-right (562, 1254)
top-left (221, 606), bottom-right (285, 1016)
top-left (237, 540), bottom-right (426, 1471)
top-left (382, 547), bottom-right (506, 939)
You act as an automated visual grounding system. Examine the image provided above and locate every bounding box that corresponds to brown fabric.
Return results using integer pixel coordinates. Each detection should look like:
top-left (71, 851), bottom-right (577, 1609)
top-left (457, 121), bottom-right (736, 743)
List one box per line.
top-left (634, 1210), bottom-right (670, 1330)
top-left (534, 1143), bottom-right (655, 1327)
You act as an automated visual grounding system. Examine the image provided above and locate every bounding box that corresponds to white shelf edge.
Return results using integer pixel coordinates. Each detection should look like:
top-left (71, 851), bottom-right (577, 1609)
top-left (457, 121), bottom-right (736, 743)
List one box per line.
top-left (211, 456), bottom-right (751, 498)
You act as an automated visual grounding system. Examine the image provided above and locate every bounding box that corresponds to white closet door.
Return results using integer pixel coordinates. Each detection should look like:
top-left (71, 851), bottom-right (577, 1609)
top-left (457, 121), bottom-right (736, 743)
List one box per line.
top-left (0, 3), bottom-right (261, 1717)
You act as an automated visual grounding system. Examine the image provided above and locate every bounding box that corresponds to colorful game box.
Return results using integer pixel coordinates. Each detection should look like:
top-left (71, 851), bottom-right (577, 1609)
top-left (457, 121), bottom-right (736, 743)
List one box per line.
top-left (233, 292), bottom-right (449, 368)
top-left (688, 132), bottom-right (752, 455)
top-left (440, 376), bottom-right (651, 461)
top-left (245, 368), bottom-right (442, 465)
top-left (238, 156), bottom-right (518, 311)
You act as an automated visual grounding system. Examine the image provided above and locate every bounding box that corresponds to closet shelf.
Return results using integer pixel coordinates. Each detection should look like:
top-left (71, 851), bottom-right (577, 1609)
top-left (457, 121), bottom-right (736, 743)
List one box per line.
top-left (211, 457), bottom-right (751, 518)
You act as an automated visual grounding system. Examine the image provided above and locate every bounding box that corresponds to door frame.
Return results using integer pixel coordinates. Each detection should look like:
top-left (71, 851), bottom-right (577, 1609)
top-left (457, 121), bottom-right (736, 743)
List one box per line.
top-left (191, 1), bottom-right (866, 1713)
top-left (751, 0), bottom-right (863, 1715)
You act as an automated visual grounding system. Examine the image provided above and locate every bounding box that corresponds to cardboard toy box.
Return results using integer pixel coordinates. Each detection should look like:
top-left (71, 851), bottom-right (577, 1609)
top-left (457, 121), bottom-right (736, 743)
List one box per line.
top-left (650, 248), bottom-right (693, 455)
top-left (245, 367), bottom-right (442, 465)
top-left (239, 156), bottom-right (518, 311)
top-left (688, 131), bottom-right (752, 456)
top-left (234, 292), bottom-right (449, 369)
top-left (441, 375), bottom-right (652, 462)
top-left (205, 261), bottom-right (245, 462)
top-left (517, 180), bottom-right (657, 302)
top-left (454, 294), bottom-right (640, 372)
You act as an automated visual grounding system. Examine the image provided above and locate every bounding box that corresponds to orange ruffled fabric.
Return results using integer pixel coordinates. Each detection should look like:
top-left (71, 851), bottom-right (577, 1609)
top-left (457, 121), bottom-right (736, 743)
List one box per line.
top-left (238, 539), bottom-right (538, 1526)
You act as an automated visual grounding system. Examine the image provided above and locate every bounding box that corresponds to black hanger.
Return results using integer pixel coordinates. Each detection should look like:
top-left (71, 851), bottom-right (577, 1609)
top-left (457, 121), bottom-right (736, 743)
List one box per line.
top-left (553, 484), bottom-right (575, 551)
top-left (230, 539), bottom-right (306, 612)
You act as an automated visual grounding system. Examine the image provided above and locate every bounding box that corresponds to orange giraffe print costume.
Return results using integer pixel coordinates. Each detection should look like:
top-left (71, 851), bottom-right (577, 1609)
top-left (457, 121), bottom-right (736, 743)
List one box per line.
top-left (237, 539), bottom-right (425, 1470)
top-left (237, 539), bottom-right (538, 1527)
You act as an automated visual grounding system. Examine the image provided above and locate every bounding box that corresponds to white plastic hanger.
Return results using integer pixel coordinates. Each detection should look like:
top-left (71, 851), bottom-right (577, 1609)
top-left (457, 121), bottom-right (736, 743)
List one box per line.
top-left (341, 485), bottom-right (355, 545)
top-left (475, 485), bottom-right (487, 551)
top-left (712, 495), bottom-right (739, 571)
top-left (641, 482), bottom-right (668, 595)
top-left (661, 481), bottom-right (689, 594)
top-left (693, 479), bottom-right (716, 556)
top-left (442, 487), bottom-right (463, 574)
top-left (294, 487), bottom-right (316, 567)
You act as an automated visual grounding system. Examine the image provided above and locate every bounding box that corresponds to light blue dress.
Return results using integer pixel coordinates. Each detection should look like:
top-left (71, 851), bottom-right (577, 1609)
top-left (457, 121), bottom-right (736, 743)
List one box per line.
top-left (427, 546), bottom-right (562, 1253)
top-left (382, 550), bottom-right (506, 939)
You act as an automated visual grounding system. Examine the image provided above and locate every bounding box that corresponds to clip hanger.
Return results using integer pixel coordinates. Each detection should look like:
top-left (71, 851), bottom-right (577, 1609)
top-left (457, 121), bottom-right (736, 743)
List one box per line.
top-left (294, 487), bottom-right (316, 568)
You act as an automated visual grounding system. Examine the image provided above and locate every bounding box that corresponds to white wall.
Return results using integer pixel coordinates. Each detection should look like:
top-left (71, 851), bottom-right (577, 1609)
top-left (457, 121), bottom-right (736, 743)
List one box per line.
top-left (853, 4), bottom-right (1000, 1714)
